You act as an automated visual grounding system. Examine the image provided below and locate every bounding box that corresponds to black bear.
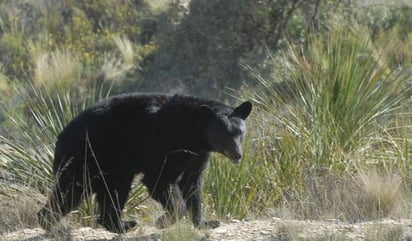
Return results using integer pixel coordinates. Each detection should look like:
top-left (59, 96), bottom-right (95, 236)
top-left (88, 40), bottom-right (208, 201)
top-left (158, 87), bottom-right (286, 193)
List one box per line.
top-left (38, 93), bottom-right (252, 233)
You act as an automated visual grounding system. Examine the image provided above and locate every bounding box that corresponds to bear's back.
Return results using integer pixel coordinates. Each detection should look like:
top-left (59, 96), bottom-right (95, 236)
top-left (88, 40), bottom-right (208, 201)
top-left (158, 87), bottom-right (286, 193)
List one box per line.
top-left (53, 93), bottom-right (170, 172)
top-left (58, 93), bottom-right (169, 134)
top-left (52, 93), bottom-right (231, 174)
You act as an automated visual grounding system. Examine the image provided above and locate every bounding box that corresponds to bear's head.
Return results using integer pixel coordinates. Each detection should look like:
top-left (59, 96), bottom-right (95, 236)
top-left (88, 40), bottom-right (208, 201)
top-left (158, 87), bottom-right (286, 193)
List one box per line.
top-left (202, 101), bottom-right (252, 163)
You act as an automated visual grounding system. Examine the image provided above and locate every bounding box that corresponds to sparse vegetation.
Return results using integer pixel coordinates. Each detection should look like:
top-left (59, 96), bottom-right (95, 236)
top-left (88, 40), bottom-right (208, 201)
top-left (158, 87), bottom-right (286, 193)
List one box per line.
top-left (1, 0), bottom-right (412, 240)
top-left (365, 224), bottom-right (404, 241)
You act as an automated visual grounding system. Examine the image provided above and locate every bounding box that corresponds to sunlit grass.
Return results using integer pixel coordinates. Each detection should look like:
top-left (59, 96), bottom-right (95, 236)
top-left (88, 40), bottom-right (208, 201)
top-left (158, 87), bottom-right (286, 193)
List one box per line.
top-left (33, 50), bottom-right (82, 89)
top-left (204, 138), bottom-right (278, 220)
top-left (253, 24), bottom-right (410, 168)
top-left (238, 24), bottom-right (412, 221)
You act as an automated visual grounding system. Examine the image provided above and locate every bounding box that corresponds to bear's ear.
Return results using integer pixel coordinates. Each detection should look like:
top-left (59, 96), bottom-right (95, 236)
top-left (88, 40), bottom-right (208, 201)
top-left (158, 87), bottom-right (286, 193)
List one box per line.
top-left (200, 105), bottom-right (216, 119)
top-left (232, 101), bottom-right (252, 120)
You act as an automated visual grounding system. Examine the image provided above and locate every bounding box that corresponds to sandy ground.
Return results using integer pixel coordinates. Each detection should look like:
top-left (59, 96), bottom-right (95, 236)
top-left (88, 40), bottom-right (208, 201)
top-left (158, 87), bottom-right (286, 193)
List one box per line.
top-left (2, 217), bottom-right (412, 241)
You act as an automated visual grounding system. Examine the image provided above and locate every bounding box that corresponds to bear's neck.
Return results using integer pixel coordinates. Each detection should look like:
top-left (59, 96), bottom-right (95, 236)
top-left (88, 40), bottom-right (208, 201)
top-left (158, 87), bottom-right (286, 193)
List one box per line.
top-left (154, 96), bottom-right (222, 153)
top-left (156, 111), bottom-right (212, 152)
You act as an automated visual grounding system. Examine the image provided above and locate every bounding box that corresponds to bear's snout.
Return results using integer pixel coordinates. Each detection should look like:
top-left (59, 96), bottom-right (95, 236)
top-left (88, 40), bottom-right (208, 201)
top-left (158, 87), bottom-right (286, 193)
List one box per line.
top-left (231, 153), bottom-right (242, 163)
top-left (223, 150), bottom-right (242, 164)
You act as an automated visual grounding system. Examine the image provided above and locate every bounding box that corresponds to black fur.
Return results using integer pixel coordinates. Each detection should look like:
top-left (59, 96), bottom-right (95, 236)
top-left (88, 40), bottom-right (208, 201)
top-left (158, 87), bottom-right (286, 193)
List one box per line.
top-left (38, 93), bottom-right (252, 233)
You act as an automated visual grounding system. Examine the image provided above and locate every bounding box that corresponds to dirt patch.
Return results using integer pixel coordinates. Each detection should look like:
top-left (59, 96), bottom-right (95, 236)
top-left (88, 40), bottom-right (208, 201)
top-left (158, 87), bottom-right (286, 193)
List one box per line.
top-left (2, 218), bottom-right (412, 241)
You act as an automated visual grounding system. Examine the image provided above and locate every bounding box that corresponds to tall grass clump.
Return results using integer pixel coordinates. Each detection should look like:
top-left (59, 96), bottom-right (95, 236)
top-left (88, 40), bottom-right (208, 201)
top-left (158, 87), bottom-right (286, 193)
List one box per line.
top-left (204, 138), bottom-right (279, 220)
top-left (255, 24), bottom-right (410, 169)
top-left (246, 24), bottom-right (411, 220)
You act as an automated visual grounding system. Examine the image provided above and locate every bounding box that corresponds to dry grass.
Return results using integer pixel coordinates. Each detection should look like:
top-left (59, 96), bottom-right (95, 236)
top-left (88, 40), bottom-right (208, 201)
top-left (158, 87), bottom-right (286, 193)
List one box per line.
top-left (356, 170), bottom-right (402, 220)
top-left (365, 224), bottom-right (404, 241)
top-left (284, 169), bottom-right (405, 222)
top-left (33, 50), bottom-right (82, 90)
top-left (0, 64), bottom-right (10, 95)
top-left (0, 185), bottom-right (43, 232)
top-left (161, 221), bottom-right (203, 241)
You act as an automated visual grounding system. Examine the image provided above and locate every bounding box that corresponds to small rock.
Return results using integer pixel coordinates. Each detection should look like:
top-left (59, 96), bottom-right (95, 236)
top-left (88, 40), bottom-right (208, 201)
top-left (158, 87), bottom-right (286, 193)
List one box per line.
top-left (215, 228), bottom-right (228, 234)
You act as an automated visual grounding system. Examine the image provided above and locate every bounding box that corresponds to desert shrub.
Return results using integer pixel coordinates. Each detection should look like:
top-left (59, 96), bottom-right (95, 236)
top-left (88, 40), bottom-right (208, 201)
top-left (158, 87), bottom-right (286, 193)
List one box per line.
top-left (355, 4), bottom-right (412, 68)
top-left (255, 24), bottom-right (410, 171)
top-left (237, 23), bottom-right (412, 220)
top-left (0, 0), bottom-right (154, 84)
top-left (357, 4), bottom-right (412, 38)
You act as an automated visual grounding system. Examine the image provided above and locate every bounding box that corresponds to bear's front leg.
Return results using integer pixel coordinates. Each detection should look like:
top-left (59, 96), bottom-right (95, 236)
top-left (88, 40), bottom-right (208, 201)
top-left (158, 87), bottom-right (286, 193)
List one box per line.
top-left (151, 183), bottom-right (187, 228)
top-left (179, 172), bottom-right (220, 229)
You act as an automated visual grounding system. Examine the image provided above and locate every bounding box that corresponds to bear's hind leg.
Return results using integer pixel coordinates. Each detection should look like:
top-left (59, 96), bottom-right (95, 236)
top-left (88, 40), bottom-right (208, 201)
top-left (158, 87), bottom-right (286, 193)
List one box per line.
top-left (95, 174), bottom-right (136, 233)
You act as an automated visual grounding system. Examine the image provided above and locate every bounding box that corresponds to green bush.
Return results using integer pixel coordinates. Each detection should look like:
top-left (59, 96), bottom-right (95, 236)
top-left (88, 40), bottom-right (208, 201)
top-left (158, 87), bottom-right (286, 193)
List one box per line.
top-left (0, 0), bottom-right (153, 83)
top-left (256, 25), bottom-right (410, 171)
top-left (239, 24), bottom-right (412, 221)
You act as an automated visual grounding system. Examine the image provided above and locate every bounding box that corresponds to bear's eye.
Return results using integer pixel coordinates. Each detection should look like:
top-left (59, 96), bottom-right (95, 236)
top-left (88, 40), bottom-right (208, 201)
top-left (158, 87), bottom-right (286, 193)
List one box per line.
top-left (231, 127), bottom-right (243, 136)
